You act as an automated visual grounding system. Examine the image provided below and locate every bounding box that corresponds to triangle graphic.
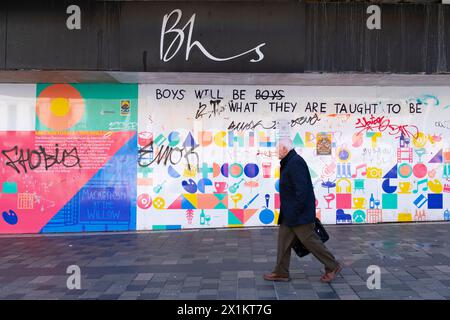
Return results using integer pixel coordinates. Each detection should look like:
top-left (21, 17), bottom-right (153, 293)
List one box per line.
top-left (39, 133), bottom-right (137, 233)
top-left (183, 194), bottom-right (198, 209)
top-left (308, 166), bottom-right (318, 178)
top-left (214, 193), bottom-right (227, 209)
top-left (168, 196), bottom-right (183, 209)
top-left (383, 164), bottom-right (398, 179)
top-left (183, 132), bottom-right (198, 148)
top-left (228, 209), bottom-right (244, 225)
top-left (293, 133), bottom-right (304, 147)
top-left (243, 209), bottom-right (258, 224)
top-left (214, 202), bottom-right (227, 209)
top-left (429, 150), bottom-right (443, 163)
top-left (181, 195), bottom-right (196, 209)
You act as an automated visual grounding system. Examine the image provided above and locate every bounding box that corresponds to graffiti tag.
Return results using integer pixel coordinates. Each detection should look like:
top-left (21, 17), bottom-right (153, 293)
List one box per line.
top-left (355, 115), bottom-right (419, 139)
top-left (1, 145), bottom-right (81, 174)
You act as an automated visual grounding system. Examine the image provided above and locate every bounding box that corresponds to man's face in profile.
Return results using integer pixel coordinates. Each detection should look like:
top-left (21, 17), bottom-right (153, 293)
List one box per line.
top-left (278, 143), bottom-right (289, 160)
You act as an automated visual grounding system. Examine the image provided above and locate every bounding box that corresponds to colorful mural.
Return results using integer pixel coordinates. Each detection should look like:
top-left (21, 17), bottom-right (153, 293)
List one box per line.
top-left (137, 85), bottom-right (450, 230)
top-left (0, 84), bottom-right (449, 234)
top-left (0, 84), bottom-right (137, 233)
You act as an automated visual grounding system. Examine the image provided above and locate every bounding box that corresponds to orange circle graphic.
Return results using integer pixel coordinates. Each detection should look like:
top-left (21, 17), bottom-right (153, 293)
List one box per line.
top-left (36, 84), bottom-right (85, 130)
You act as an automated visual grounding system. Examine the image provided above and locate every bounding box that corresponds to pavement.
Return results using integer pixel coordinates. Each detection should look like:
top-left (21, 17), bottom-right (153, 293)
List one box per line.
top-left (0, 222), bottom-right (449, 300)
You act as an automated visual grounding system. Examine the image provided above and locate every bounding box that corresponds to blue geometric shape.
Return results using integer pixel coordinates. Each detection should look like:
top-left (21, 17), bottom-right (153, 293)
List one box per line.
top-left (168, 132), bottom-right (180, 147)
top-left (259, 208), bottom-right (274, 224)
top-left (221, 163), bottom-right (229, 177)
top-left (336, 209), bottom-right (352, 224)
top-left (428, 150), bottom-right (443, 163)
top-left (181, 179), bottom-right (197, 194)
top-left (383, 164), bottom-right (398, 179)
top-left (413, 194), bottom-right (428, 209)
top-left (445, 209), bottom-right (450, 221)
top-left (165, 225), bottom-right (182, 230)
top-left (181, 196), bottom-right (196, 210)
top-left (183, 132), bottom-right (198, 148)
top-left (382, 179), bottom-right (397, 194)
top-left (2, 210), bottom-right (18, 225)
top-left (197, 178), bottom-right (212, 193)
top-left (244, 164), bottom-right (259, 178)
top-left (168, 165), bottom-right (181, 178)
top-left (428, 194), bottom-right (443, 209)
top-left (259, 142), bottom-right (276, 148)
top-left (40, 134), bottom-right (137, 233)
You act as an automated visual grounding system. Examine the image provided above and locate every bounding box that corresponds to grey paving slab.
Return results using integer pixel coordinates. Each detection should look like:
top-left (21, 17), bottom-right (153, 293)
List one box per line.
top-left (0, 222), bottom-right (449, 300)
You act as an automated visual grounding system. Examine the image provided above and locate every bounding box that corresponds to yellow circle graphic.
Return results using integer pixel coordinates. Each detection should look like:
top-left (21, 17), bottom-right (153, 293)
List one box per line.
top-left (50, 98), bottom-right (70, 116)
top-left (36, 84), bottom-right (85, 131)
top-left (153, 197), bottom-right (165, 209)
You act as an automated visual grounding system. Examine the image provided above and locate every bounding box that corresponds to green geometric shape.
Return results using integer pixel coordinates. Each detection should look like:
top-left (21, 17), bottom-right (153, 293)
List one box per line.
top-left (214, 194), bottom-right (227, 209)
top-left (154, 134), bottom-right (167, 146)
top-left (382, 193), bottom-right (398, 209)
top-left (354, 179), bottom-right (365, 191)
top-left (398, 163), bottom-right (413, 179)
top-left (353, 210), bottom-right (366, 223)
top-left (215, 203), bottom-right (227, 209)
top-left (293, 133), bottom-right (304, 147)
top-left (308, 166), bottom-right (318, 179)
top-left (228, 210), bottom-right (243, 225)
top-left (138, 166), bottom-right (153, 177)
top-left (152, 225), bottom-right (166, 230)
top-left (168, 132), bottom-right (180, 147)
top-left (2, 182), bottom-right (18, 194)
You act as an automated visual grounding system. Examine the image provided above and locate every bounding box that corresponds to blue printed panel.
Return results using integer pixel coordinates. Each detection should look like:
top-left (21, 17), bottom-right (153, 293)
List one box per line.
top-left (40, 134), bottom-right (137, 233)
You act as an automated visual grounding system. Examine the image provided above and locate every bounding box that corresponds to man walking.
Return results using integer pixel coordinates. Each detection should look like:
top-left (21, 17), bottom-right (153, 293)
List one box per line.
top-left (264, 138), bottom-right (341, 283)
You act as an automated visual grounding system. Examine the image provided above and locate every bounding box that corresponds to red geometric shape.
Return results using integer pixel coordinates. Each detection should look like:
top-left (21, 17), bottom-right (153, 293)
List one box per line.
top-left (274, 193), bottom-right (280, 209)
top-left (336, 194), bottom-right (352, 209)
top-left (168, 196), bottom-right (183, 209)
top-left (413, 163), bottom-right (427, 178)
top-left (137, 194), bottom-right (152, 209)
top-left (229, 209), bottom-right (244, 225)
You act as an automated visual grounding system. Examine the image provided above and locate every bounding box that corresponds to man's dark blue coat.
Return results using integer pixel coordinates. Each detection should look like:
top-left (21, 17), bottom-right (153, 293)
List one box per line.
top-left (278, 149), bottom-right (316, 227)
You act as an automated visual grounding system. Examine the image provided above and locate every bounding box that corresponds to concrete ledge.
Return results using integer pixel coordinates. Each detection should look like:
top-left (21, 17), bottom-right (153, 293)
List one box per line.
top-left (1, 70), bottom-right (450, 85)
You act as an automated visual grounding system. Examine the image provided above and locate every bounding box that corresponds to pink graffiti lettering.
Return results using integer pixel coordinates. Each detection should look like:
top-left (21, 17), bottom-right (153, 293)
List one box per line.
top-left (355, 115), bottom-right (419, 139)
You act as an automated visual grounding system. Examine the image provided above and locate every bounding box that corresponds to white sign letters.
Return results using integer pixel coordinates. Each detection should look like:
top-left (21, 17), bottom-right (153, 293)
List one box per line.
top-left (160, 9), bottom-right (266, 63)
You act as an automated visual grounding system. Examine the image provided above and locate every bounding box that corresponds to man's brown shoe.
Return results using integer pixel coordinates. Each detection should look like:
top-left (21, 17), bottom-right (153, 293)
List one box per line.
top-left (320, 264), bottom-right (342, 283)
top-left (263, 272), bottom-right (290, 282)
